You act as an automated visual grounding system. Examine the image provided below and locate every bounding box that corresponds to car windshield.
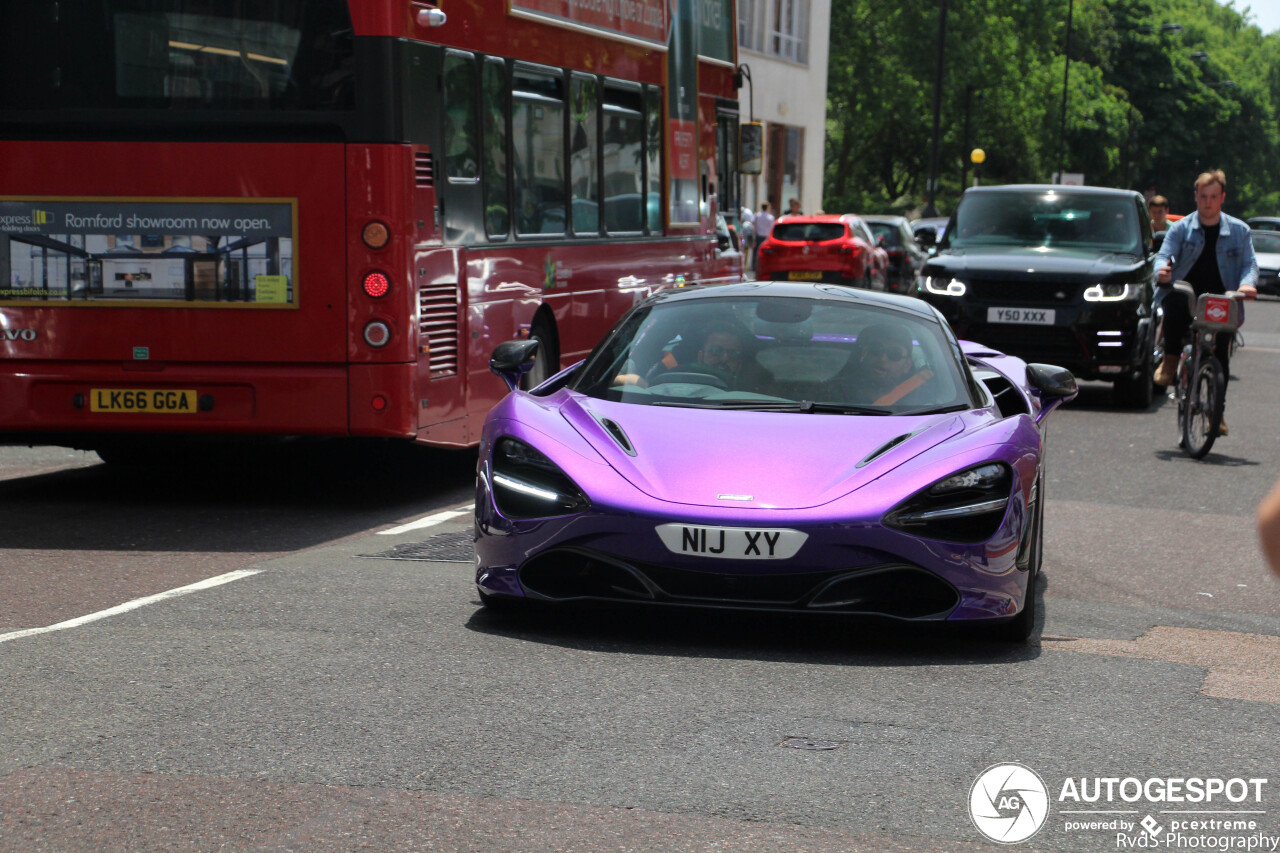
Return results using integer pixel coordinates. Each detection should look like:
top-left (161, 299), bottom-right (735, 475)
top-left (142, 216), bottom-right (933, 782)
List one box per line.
top-left (772, 222), bottom-right (846, 242)
top-left (945, 191), bottom-right (1142, 254)
top-left (867, 222), bottom-right (899, 244)
top-left (571, 293), bottom-right (977, 413)
top-left (1253, 232), bottom-right (1280, 254)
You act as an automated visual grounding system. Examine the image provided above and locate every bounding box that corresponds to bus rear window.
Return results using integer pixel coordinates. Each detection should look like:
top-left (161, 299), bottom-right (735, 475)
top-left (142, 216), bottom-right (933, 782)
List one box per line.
top-left (0, 2), bottom-right (354, 110)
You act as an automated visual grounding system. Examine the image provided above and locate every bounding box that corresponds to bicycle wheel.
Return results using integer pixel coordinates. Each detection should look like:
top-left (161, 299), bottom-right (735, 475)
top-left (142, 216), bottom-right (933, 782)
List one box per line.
top-left (1181, 355), bottom-right (1224, 459)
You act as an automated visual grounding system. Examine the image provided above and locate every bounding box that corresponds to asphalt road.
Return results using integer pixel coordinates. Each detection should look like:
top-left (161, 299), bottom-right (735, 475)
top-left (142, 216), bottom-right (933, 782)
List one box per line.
top-left (2, 300), bottom-right (1280, 852)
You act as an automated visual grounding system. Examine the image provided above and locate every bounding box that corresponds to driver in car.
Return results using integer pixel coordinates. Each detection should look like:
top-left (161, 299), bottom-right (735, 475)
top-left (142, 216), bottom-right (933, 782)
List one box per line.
top-left (615, 320), bottom-right (750, 389)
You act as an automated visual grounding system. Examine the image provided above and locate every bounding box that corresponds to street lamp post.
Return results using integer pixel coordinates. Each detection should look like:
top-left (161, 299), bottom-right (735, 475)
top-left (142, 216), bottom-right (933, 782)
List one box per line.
top-left (1055, 0), bottom-right (1073, 184)
top-left (923, 0), bottom-right (949, 217)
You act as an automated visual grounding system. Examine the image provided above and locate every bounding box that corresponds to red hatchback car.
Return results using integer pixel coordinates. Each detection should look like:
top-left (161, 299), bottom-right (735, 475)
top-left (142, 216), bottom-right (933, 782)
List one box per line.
top-left (756, 214), bottom-right (887, 289)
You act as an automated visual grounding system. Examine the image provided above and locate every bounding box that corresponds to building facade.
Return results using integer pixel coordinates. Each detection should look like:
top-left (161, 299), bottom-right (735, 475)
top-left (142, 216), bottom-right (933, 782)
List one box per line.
top-left (737, 0), bottom-right (831, 220)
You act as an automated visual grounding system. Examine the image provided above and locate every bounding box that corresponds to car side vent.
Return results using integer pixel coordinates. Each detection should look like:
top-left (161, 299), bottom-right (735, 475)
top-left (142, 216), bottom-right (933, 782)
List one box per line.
top-left (419, 282), bottom-right (459, 376)
top-left (856, 430), bottom-right (919, 468)
top-left (414, 152), bottom-right (435, 188)
top-left (592, 412), bottom-right (637, 456)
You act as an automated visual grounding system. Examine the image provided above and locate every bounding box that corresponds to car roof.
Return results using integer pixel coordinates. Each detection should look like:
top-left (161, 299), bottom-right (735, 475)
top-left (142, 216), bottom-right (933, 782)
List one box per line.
top-left (962, 183), bottom-right (1141, 200)
top-left (910, 217), bottom-right (948, 227)
top-left (646, 280), bottom-right (941, 320)
top-left (774, 214), bottom-right (849, 223)
top-left (860, 215), bottom-right (908, 225)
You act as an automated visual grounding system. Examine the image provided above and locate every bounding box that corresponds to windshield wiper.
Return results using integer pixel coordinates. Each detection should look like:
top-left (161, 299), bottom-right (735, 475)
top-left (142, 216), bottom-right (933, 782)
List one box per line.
top-left (651, 399), bottom-right (894, 415)
top-left (895, 403), bottom-right (971, 416)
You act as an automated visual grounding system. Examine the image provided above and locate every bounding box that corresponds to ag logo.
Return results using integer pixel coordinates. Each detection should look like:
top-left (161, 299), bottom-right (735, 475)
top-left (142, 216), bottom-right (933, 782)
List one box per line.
top-left (969, 763), bottom-right (1050, 844)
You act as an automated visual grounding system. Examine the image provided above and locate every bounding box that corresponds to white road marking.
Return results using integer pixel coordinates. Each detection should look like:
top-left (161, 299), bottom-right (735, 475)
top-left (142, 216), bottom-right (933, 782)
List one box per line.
top-left (378, 507), bottom-right (470, 535)
top-left (0, 570), bottom-right (261, 645)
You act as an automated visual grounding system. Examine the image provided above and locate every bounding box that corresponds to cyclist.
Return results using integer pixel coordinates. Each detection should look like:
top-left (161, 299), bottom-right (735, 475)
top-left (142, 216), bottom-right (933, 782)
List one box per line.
top-left (1152, 170), bottom-right (1257, 436)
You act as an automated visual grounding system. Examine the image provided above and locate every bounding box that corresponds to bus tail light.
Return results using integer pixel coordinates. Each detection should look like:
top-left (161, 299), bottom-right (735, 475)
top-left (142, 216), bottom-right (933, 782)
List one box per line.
top-left (364, 321), bottom-right (391, 347)
top-left (371, 395), bottom-right (388, 412)
top-left (363, 271), bottom-right (390, 298)
top-left (362, 221), bottom-right (390, 250)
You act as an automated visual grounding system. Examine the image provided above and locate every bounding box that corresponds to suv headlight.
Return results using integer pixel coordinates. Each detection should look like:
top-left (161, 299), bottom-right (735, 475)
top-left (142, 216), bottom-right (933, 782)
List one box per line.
top-left (1083, 282), bottom-right (1141, 302)
top-left (490, 437), bottom-right (589, 519)
top-left (923, 276), bottom-right (967, 296)
top-left (884, 462), bottom-right (1013, 543)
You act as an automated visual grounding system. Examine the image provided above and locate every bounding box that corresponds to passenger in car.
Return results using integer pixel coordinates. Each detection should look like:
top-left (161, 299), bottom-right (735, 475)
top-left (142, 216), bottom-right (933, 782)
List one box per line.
top-left (838, 322), bottom-right (932, 405)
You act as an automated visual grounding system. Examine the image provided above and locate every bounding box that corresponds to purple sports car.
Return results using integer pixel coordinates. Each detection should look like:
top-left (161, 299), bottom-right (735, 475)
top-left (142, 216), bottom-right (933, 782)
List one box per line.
top-left (476, 282), bottom-right (1077, 641)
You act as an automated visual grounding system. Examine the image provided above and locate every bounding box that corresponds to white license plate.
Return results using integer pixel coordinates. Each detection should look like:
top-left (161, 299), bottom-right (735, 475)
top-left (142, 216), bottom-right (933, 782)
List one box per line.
top-left (655, 523), bottom-right (808, 560)
top-left (987, 307), bottom-right (1056, 325)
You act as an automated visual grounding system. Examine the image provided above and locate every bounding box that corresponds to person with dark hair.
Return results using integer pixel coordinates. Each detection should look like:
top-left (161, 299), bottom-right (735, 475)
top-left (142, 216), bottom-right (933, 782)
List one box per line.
top-left (1152, 170), bottom-right (1258, 435)
top-left (688, 320), bottom-right (747, 384)
top-left (1148, 195), bottom-right (1172, 236)
top-left (841, 322), bottom-right (928, 404)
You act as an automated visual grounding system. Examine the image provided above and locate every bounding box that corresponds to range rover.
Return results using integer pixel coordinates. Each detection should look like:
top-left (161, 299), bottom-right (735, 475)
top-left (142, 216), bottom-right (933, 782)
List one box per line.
top-left (915, 185), bottom-right (1157, 407)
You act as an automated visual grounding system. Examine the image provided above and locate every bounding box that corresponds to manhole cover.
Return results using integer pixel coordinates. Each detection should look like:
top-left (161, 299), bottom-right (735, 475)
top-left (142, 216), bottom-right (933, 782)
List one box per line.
top-left (362, 530), bottom-right (475, 563)
top-left (779, 737), bottom-right (844, 751)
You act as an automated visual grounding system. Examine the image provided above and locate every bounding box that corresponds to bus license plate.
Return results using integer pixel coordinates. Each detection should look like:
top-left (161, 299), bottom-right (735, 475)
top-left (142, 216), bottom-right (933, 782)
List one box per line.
top-left (788, 271), bottom-right (822, 281)
top-left (90, 389), bottom-right (198, 414)
top-left (655, 523), bottom-right (808, 560)
top-left (987, 307), bottom-right (1056, 325)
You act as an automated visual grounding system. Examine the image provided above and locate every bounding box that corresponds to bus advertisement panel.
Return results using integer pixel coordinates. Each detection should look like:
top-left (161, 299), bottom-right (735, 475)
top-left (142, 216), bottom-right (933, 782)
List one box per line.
top-left (0, 0), bottom-right (741, 458)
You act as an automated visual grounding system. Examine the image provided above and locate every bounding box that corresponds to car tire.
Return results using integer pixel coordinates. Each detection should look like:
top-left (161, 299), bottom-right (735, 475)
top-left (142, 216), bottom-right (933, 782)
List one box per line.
top-left (990, 481), bottom-right (1042, 643)
top-left (1112, 368), bottom-right (1154, 409)
top-left (1112, 345), bottom-right (1155, 409)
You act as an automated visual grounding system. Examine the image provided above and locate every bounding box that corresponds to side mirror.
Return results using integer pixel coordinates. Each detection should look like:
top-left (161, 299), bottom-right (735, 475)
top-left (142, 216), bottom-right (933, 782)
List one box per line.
top-left (916, 230), bottom-right (937, 248)
top-left (1026, 362), bottom-right (1078, 421)
top-left (490, 339), bottom-right (540, 391)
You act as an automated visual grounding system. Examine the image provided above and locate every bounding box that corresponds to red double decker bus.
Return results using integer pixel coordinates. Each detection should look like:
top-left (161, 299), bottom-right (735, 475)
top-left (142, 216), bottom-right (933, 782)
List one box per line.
top-left (0, 1), bottom-right (742, 458)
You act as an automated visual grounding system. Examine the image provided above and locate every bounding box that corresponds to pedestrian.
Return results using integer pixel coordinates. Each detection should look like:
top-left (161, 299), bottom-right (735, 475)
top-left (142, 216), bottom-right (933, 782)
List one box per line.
top-left (1259, 477), bottom-right (1280, 576)
top-left (739, 206), bottom-right (756, 272)
top-left (753, 202), bottom-right (776, 274)
top-left (1148, 195), bottom-right (1173, 236)
top-left (788, 197), bottom-right (803, 217)
top-left (1152, 170), bottom-right (1258, 436)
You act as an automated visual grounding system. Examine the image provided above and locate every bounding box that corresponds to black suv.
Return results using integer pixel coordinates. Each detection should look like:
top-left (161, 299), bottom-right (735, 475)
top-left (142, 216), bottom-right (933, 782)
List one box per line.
top-left (915, 185), bottom-right (1157, 407)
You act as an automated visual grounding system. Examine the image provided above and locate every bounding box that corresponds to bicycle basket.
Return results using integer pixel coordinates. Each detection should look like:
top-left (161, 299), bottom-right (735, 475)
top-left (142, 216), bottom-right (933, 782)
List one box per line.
top-left (1192, 293), bottom-right (1243, 332)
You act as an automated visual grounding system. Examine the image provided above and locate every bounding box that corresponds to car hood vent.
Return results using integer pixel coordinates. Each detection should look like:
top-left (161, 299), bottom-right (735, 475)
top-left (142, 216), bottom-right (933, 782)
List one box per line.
top-left (591, 412), bottom-right (637, 456)
top-left (856, 429), bottom-right (924, 468)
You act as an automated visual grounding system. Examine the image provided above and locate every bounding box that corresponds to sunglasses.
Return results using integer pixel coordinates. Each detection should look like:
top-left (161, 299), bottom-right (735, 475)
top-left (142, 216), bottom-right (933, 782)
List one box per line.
top-left (703, 345), bottom-right (743, 360)
top-left (865, 346), bottom-right (909, 362)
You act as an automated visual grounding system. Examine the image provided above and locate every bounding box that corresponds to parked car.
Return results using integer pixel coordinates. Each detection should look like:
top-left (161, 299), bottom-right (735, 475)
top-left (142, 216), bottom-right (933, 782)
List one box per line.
top-left (756, 214), bottom-right (886, 289)
top-left (479, 281), bottom-right (1078, 642)
top-left (915, 184), bottom-right (1157, 408)
top-left (1253, 230), bottom-right (1280, 298)
top-left (1247, 216), bottom-right (1280, 233)
top-left (863, 215), bottom-right (927, 294)
top-left (910, 216), bottom-right (949, 255)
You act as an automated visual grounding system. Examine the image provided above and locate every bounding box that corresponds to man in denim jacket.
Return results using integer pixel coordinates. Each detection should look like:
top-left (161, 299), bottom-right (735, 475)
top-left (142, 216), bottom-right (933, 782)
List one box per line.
top-left (1153, 170), bottom-right (1257, 435)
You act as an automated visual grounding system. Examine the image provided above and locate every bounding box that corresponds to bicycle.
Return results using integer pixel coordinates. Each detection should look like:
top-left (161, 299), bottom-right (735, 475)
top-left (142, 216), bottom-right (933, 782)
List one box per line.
top-left (1168, 282), bottom-right (1246, 459)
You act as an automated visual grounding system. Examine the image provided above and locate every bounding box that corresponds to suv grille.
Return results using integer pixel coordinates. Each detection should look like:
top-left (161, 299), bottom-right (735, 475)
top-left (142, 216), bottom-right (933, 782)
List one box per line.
top-left (969, 280), bottom-right (1081, 304)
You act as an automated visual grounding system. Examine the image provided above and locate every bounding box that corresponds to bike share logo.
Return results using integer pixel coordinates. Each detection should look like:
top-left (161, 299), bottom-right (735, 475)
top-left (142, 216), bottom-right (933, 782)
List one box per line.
top-left (969, 763), bottom-right (1051, 844)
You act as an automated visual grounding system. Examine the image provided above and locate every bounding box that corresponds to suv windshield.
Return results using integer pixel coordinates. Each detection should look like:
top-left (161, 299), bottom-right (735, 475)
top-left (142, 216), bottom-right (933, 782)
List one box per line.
top-left (1253, 232), bottom-right (1280, 254)
top-left (572, 295), bottom-right (975, 413)
top-left (0, 2), bottom-right (354, 111)
top-left (945, 191), bottom-right (1142, 254)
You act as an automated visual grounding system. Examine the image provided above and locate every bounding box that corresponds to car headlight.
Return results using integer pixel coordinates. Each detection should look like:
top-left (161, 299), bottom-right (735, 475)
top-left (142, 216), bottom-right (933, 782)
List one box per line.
top-left (884, 462), bottom-right (1013, 543)
top-left (490, 437), bottom-right (589, 519)
top-left (923, 276), bottom-right (967, 296)
top-left (1083, 282), bottom-right (1140, 302)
